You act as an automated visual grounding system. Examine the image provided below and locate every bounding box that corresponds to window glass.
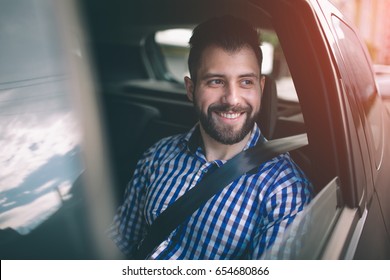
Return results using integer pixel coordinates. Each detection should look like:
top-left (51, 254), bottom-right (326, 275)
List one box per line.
top-left (155, 29), bottom-right (191, 81)
top-left (264, 177), bottom-right (342, 259)
top-left (0, 0), bottom-right (84, 235)
top-left (0, 0), bottom-right (65, 84)
top-left (332, 16), bottom-right (384, 168)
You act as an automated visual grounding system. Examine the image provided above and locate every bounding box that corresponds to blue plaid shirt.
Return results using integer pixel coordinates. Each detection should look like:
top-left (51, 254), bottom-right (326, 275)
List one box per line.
top-left (110, 124), bottom-right (312, 259)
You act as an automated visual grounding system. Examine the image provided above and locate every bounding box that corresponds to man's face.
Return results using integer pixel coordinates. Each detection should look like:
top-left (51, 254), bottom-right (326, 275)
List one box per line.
top-left (185, 45), bottom-right (264, 145)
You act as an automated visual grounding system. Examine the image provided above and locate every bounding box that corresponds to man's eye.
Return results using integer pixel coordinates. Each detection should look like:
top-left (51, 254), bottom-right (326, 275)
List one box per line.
top-left (241, 79), bottom-right (254, 86)
top-left (208, 79), bottom-right (224, 85)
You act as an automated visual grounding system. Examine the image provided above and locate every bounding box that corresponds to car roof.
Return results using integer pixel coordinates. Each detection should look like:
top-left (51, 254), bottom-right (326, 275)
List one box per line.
top-left (81, 0), bottom-right (273, 43)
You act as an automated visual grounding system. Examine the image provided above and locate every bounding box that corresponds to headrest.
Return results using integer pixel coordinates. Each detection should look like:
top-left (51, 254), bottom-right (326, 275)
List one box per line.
top-left (258, 75), bottom-right (278, 140)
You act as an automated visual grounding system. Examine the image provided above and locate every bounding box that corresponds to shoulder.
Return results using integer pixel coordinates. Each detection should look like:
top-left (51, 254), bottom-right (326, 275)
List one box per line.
top-left (142, 124), bottom-right (199, 162)
top-left (262, 153), bottom-right (305, 178)
top-left (257, 153), bottom-right (312, 195)
top-left (255, 153), bottom-right (312, 214)
top-left (141, 132), bottom-right (187, 163)
top-left (129, 132), bottom-right (188, 182)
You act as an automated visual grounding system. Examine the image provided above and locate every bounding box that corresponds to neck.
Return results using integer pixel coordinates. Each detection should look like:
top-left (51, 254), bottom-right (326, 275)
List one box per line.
top-left (199, 126), bottom-right (251, 162)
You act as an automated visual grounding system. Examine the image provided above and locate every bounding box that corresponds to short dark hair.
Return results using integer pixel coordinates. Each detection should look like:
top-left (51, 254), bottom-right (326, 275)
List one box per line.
top-left (188, 15), bottom-right (263, 83)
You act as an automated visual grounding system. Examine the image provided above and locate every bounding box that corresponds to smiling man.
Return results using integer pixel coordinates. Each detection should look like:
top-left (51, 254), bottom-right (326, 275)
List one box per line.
top-left (110, 15), bottom-right (312, 259)
top-left (185, 40), bottom-right (263, 161)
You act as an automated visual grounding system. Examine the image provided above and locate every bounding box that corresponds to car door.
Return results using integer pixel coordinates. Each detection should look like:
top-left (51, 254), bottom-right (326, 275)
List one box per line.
top-left (256, 0), bottom-right (390, 258)
top-left (312, 0), bottom-right (390, 259)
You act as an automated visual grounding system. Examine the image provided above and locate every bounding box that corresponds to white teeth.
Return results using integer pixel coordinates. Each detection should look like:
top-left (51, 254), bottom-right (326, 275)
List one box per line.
top-left (219, 112), bottom-right (241, 119)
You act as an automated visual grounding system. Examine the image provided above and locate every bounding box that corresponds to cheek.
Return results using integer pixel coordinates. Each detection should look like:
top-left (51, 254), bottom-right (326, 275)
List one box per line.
top-left (193, 95), bottom-right (209, 115)
top-left (194, 90), bottom-right (220, 110)
top-left (245, 92), bottom-right (261, 111)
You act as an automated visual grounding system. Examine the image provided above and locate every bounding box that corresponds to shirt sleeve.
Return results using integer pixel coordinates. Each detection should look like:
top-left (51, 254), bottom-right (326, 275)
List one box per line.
top-left (249, 157), bottom-right (312, 259)
top-left (108, 147), bottom-right (154, 257)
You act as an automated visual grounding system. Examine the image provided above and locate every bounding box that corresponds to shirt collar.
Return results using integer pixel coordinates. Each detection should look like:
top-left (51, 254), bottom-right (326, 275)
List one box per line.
top-left (182, 122), bottom-right (263, 155)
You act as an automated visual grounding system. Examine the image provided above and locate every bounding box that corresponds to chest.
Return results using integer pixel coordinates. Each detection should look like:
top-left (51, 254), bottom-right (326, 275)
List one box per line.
top-left (143, 156), bottom-right (264, 227)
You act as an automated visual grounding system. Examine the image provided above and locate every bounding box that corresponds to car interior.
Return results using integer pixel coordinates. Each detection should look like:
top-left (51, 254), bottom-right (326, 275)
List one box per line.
top-left (80, 0), bottom-right (316, 203)
top-left (1, 0), bottom-right (349, 260)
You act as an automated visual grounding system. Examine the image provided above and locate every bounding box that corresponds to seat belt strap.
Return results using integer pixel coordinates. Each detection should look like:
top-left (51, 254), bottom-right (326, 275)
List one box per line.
top-left (134, 133), bottom-right (308, 259)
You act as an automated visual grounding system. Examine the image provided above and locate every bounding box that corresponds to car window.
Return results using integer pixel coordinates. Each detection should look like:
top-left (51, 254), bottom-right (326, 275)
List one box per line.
top-left (0, 79), bottom-right (84, 235)
top-left (0, 0), bottom-right (84, 235)
top-left (155, 29), bottom-right (192, 81)
top-left (0, 0), bottom-right (119, 260)
top-left (332, 16), bottom-right (384, 169)
top-left (263, 177), bottom-right (342, 259)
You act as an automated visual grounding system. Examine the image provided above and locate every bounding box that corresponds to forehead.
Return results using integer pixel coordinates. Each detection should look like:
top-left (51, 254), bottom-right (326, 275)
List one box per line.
top-left (198, 45), bottom-right (260, 77)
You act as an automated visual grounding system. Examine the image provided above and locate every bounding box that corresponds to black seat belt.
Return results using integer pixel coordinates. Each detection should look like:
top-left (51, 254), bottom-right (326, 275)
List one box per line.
top-left (134, 133), bottom-right (308, 259)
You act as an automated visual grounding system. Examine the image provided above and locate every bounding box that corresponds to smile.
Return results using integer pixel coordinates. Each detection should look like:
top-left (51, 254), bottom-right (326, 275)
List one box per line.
top-left (217, 112), bottom-right (243, 119)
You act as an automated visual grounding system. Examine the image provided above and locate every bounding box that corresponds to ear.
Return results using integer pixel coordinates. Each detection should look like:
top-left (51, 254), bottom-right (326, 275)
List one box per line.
top-left (184, 76), bottom-right (194, 102)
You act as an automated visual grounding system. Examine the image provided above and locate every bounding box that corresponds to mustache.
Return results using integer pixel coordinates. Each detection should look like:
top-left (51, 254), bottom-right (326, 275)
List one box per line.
top-left (208, 104), bottom-right (252, 113)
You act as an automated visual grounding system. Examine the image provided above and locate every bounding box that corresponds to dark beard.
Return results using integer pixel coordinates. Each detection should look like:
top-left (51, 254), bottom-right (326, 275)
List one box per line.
top-left (196, 103), bottom-right (256, 145)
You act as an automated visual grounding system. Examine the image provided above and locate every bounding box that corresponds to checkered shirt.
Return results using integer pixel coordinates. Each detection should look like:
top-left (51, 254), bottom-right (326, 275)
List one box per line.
top-left (109, 123), bottom-right (312, 259)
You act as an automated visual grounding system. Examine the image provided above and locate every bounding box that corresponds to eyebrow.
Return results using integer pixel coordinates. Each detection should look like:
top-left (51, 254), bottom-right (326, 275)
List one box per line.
top-left (239, 73), bottom-right (259, 79)
top-left (200, 73), bottom-right (225, 80)
top-left (201, 72), bottom-right (259, 80)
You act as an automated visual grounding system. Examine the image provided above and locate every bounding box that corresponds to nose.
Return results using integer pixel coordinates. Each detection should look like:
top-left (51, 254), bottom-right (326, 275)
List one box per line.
top-left (222, 83), bottom-right (240, 106)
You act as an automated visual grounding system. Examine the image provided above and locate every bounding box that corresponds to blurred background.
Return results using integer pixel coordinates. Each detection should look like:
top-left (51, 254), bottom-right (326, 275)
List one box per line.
top-left (332, 0), bottom-right (390, 99)
top-left (332, 0), bottom-right (390, 65)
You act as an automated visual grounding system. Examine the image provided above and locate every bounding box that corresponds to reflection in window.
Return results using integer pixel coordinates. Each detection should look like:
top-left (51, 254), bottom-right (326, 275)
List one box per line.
top-left (332, 16), bottom-right (383, 168)
top-left (0, 78), bottom-right (84, 235)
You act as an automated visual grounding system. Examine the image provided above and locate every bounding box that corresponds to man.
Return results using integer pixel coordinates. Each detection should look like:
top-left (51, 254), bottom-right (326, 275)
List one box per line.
top-left (110, 15), bottom-right (312, 259)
